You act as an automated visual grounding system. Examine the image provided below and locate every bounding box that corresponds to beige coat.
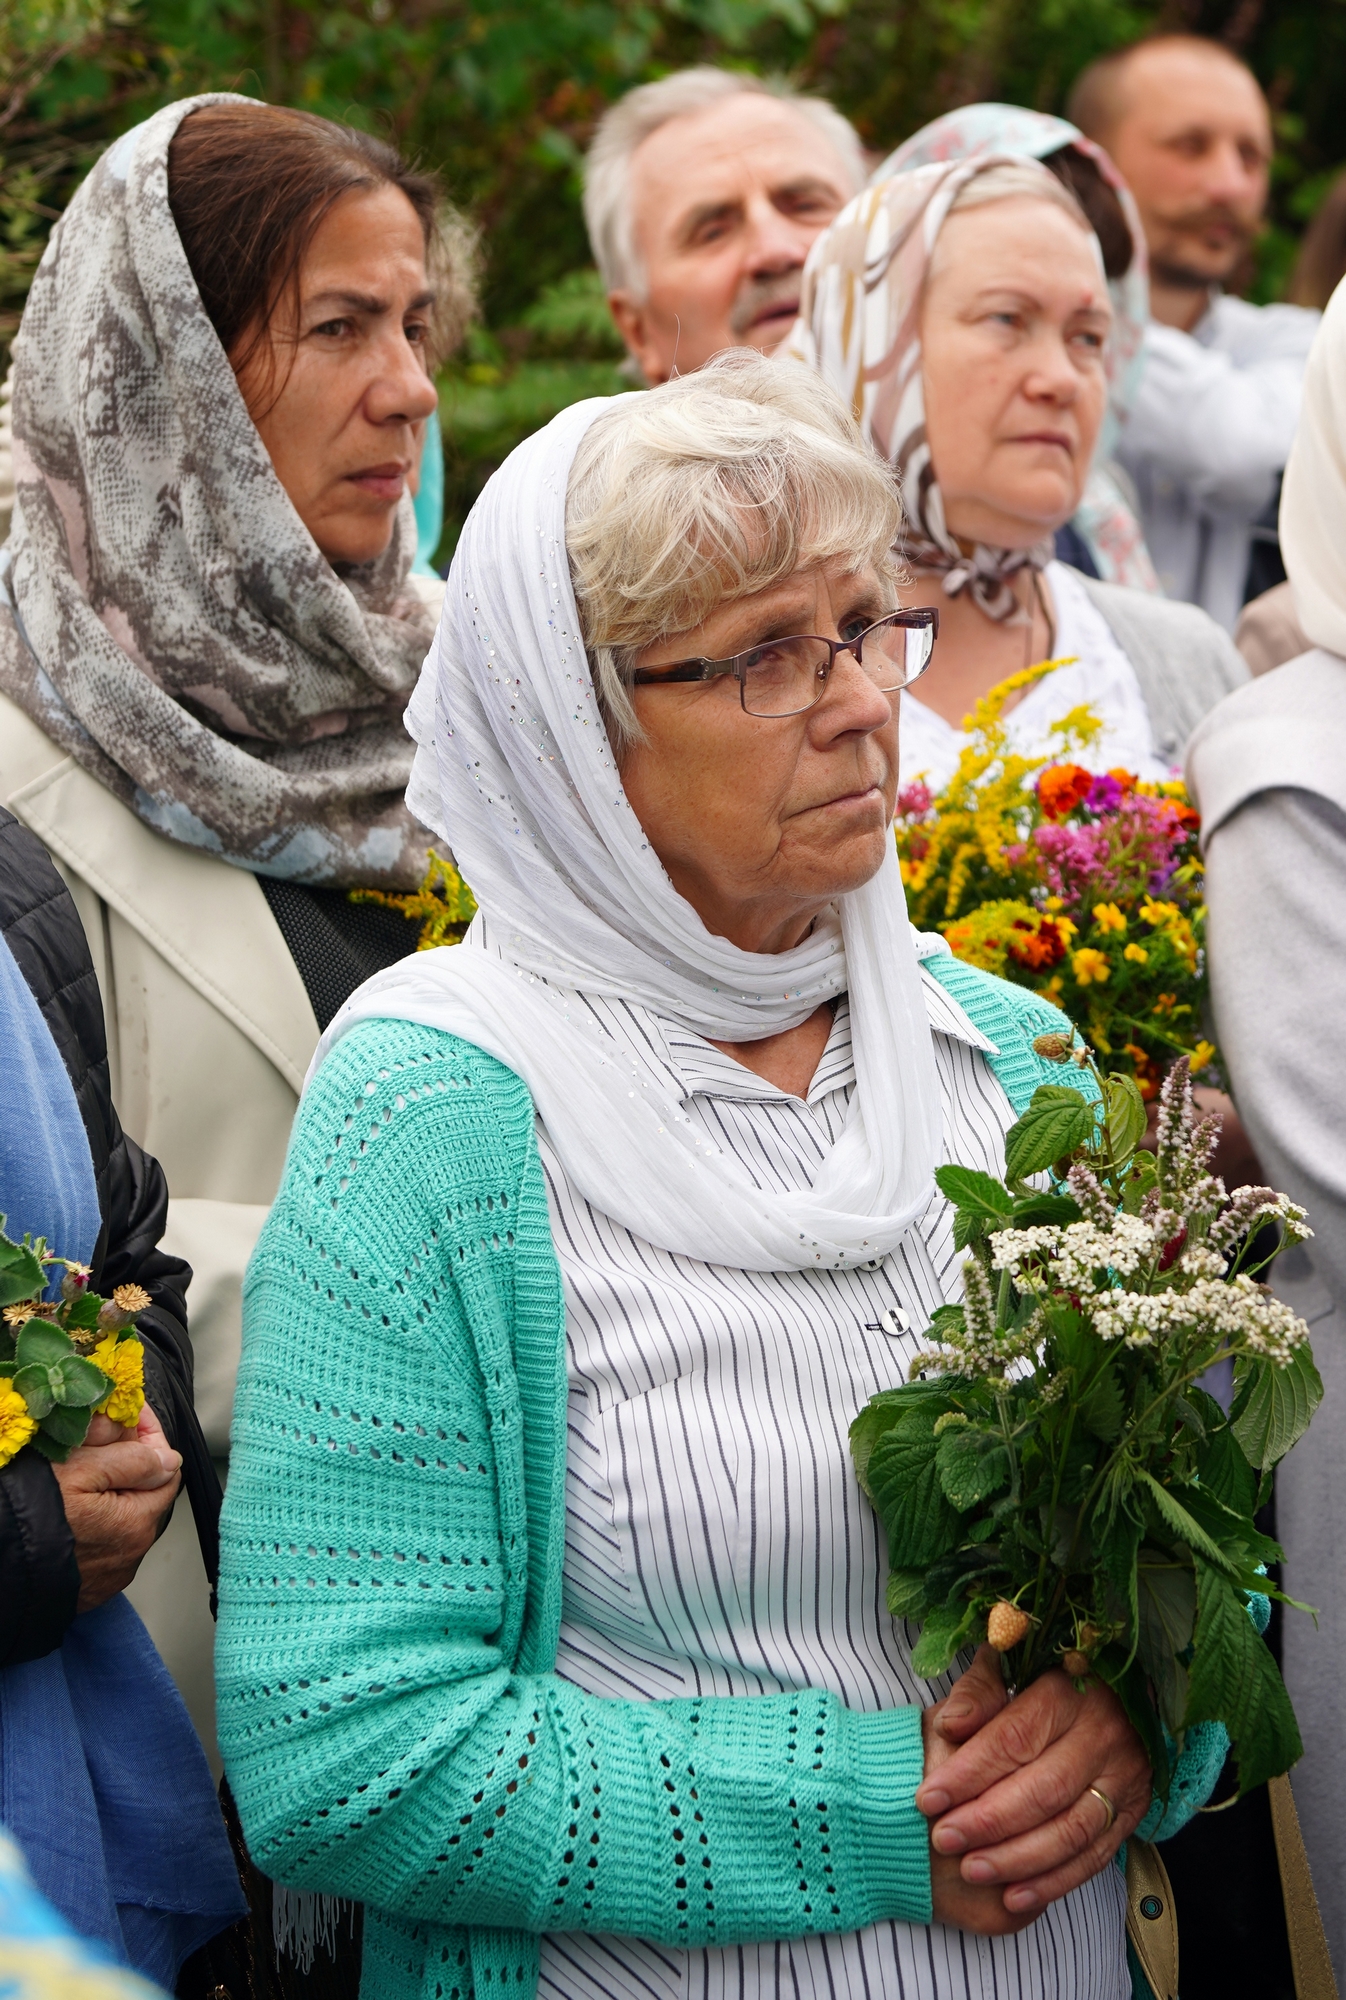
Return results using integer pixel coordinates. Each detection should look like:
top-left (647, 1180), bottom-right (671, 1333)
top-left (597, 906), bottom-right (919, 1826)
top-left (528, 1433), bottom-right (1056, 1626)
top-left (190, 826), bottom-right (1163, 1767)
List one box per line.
top-left (0, 686), bottom-right (322, 1761)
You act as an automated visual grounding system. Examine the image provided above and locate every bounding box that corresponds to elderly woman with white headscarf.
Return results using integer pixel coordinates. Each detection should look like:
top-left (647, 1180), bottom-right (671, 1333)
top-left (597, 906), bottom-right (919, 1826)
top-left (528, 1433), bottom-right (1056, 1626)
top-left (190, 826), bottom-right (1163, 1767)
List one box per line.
top-left (217, 354), bottom-right (1222, 2000)
top-left (1188, 278), bottom-right (1346, 1988)
top-left (787, 155), bottom-right (1247, 793)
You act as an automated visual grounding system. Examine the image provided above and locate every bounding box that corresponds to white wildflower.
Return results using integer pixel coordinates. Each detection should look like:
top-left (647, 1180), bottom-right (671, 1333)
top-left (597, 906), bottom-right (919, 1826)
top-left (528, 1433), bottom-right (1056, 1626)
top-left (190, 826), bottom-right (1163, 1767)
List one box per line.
top-left (1178, 1244), bottom-right (1225, 1279)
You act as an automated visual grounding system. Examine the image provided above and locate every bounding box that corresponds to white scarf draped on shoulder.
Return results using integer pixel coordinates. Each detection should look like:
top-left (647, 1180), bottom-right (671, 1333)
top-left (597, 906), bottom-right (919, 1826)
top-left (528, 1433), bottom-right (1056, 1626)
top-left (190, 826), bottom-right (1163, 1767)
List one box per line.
top-left (311, 395), bottom-right (944, 1273)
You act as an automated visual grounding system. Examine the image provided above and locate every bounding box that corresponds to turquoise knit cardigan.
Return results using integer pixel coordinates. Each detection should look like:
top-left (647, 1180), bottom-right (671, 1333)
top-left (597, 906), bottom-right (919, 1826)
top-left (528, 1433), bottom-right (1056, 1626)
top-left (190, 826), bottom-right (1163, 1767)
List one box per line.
top-left (216, 957), bottom-right (1223, 2000)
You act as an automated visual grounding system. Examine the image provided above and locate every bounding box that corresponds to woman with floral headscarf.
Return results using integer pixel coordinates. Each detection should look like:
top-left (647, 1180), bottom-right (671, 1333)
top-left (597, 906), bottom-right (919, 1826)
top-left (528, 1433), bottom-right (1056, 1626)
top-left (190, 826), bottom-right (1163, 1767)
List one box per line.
top-left (787, 152), bottom-right (1247, 793)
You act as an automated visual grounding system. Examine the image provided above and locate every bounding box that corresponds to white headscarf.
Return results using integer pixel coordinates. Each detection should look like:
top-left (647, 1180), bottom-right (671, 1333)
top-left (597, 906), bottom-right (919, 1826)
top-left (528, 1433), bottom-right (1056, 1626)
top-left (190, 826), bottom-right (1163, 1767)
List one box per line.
top-left (1281, 277), bottom-right (1346, 660)
top-left (312, 395), bottom-right (944, 1272)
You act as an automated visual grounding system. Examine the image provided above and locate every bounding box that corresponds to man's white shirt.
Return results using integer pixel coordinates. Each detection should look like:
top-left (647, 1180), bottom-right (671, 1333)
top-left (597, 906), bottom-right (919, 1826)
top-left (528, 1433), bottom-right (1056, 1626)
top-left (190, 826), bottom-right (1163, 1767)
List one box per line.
top-left (1119, 291), bottom-right (1319, 630)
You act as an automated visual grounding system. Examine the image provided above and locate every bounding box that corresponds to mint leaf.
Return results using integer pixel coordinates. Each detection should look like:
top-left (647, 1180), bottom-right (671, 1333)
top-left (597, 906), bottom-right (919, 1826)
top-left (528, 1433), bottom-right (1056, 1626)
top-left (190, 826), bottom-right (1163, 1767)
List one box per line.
top-left (865, 1418), bottom-right (961, 1568)
top-left (0, 1233), bottom-right (46, 1309)
top-left (1103, 1072), bottom-right (1148, 1165)
top-left (41, 1403), bottom-right (93, 1448)
top-left (1232, 1344), bottom-right (1323, 1469)
top-left (53, 1355), bottom-right (113, 1409)
top-left (1003, 1086), bottom-right (1098, 1182)
top-left (14, 1321), bottom-right (72, 1369)
top-left (1009, 1193), bottom-right (1081, 1228)
top-left (936, 1424), bottom-right (1010, 1511)
top-left (1185, 1560), bottom-right (1302, 1792)
top-left (12, 1363), bottom-right (56, 1419)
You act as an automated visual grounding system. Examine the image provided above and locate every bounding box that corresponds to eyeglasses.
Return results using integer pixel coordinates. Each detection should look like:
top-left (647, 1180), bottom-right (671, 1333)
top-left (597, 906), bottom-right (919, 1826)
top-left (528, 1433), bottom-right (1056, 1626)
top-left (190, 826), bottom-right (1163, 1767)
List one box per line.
top-left (630, 607), bottom-right (939, 719)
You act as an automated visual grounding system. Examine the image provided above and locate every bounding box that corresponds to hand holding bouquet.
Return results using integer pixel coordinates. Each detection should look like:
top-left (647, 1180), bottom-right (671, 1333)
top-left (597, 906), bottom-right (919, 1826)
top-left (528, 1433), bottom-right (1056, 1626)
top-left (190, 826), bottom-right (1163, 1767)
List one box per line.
top-left (852, 1052), bottom-right (1319, 1797)
top-left (0, 1220), bottom-right (148, 1468)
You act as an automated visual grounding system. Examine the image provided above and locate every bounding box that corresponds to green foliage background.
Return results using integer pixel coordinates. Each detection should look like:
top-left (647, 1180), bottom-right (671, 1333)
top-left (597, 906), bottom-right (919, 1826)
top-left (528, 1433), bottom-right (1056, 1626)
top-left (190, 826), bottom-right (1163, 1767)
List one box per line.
top-left (4, 0), bottom-right (1345, 557)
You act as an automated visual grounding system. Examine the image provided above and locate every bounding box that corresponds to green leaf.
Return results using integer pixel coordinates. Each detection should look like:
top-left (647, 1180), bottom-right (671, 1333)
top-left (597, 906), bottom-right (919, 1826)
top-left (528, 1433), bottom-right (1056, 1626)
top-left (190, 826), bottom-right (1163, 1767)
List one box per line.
top-left (61, 1291), bottom-right (102, 1331)
top-left (1136, 1557), bottom-right (1197, 1738)
top-left (850, 1383), bottom-right (953, 1489)
top-left (1103, 1072), bottom-right (1148, 1165)
top-left (1076, 1361), bottom-right (1125, 1442)
top-left (52, 1354), bottom-right (112, 1408)
top-left (1232, 1344), bottom-right (1324, 1470)
top-left (12, 1362), bottom-right (55, 1419)
top-left (934, 1165), bottom-right (1014, 1219)
top-left (0, 1232), bottom-right (46, 1309)
top-left (40, 1402), bottom-right (92, 1448)
top-left (1103, 1649), bottom-right (1173, 1797)
top-left (1185, 1560), bottom-right (1303, 1792)
top-left (864, 1416), bottom-right (962, 1568)
top-left (885, 1568), bottom-right (930, 1619)
top-left (1003, 1085), bottom-right (1098, 1183)
top-left (936, 1424), bottom-right (1010, 1512)
top-left (14, 1320), bottom-right (73, 1369)
top-left (910, 1600), bottom-right (979, 1678)
top-left (1121, 1158), bottom-right (1159, 1215)
top-left (1009, 1193), bottom-right (1082, 1228)
top-left (1138, 1472), bottom-right (1240, 1575)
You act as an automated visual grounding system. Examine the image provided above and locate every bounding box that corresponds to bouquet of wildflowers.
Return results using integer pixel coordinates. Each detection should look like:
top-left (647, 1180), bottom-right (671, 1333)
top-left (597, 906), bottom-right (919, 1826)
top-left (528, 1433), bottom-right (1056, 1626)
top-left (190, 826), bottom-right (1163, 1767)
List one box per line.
top-left (896, 661), bottom-right (1211, 1098)
top-left (0, 1220), bottom-right (147, 1469)
top-left (852, 1051), bottom-right (1319, 1796)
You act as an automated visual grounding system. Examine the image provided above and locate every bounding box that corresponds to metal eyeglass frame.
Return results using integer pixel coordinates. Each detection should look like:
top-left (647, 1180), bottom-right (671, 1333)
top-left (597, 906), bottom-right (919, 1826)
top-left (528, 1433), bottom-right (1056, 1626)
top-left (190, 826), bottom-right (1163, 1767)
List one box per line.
top-left (630, 607), bottom-right (940, 718)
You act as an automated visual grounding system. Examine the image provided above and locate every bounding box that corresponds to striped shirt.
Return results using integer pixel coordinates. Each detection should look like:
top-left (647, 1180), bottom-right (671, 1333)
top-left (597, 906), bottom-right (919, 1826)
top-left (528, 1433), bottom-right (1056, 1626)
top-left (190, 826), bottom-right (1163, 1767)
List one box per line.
top-left (535, 970), bottom-right (1128, 2000)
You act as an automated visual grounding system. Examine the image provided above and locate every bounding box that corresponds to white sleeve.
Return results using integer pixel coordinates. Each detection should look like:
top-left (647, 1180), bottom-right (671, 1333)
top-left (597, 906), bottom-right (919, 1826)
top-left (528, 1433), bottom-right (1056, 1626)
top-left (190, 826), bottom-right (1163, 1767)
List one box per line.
top-left (1120, 321), bottom-right (1312, 517)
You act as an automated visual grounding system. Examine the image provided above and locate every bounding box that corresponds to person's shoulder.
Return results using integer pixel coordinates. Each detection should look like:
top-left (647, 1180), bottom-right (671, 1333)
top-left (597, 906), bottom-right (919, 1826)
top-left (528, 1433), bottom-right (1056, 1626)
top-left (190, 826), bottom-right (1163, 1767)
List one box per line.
top-left (1207, 292), bottom-right (1320, 360)
top-left (307, 1015), bottom-right (535, 1134)
top-left (1078, 578), bottom-right (1247, 691)
top-left (1187, 647), bottom-right (1346, 834)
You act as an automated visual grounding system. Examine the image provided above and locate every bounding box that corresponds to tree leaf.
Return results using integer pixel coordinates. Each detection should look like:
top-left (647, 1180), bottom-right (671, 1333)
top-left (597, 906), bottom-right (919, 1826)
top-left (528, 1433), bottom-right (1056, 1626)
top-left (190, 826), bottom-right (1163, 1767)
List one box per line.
top-left (1003, 1086), bottom-right (1098, 1182)
top-left (910, 1600), bottom-right (979, 1678)
top-left (934, 1165), bottom-right (1014, 1219)
top-left (1232, 1344), bottom-right (1324, 1470)
top-left (1185, 1560), bottom-right (1303, 1793)
top-left (865, 1417), bottom-right (962, 1568)
top-left (14, 1320), bottom-right (72, 1369)
top-left (1137, 1472), bottom-right (1240, 1576)
top-left (936, 1424), bottom-right (1010, 1512)
top-left (1103, 1072), bottom-right (1148, 1166)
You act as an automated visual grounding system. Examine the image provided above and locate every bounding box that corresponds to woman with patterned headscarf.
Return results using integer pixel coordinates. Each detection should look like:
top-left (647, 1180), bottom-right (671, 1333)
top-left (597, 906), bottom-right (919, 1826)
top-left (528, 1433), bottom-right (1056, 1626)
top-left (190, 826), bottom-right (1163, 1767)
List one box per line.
top-left (787, 150), bottom-right (1247, 792)
top-left (0, 95), bottom-right (472, 1752)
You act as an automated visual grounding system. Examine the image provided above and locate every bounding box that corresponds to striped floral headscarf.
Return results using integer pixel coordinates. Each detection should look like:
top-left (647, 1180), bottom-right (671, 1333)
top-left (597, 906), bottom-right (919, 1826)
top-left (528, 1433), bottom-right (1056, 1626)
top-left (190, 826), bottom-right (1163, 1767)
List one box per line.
top-left (873, 103), bottom-right (1157, 595)
top-left (786, 157), bottom-right (1069, 622)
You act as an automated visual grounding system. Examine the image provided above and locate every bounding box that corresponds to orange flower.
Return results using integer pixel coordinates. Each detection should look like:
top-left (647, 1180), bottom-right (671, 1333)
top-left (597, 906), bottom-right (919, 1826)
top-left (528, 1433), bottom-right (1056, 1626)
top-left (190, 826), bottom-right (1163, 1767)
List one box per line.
top-left (1005, 916), bottom-right (1069, 971)
top-left (1037, 764), bottom-right (1094, 821)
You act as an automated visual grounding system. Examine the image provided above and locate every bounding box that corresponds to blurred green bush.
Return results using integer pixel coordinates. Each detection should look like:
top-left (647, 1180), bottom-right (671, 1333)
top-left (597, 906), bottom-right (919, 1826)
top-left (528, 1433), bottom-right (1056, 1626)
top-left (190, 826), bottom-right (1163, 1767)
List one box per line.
top-left (5, 0), bottom-right (1346, 561)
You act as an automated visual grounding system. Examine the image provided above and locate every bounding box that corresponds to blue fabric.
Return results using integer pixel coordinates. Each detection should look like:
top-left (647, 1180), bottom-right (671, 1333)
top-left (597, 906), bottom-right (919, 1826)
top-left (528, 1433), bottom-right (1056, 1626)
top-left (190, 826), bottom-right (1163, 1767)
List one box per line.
top-left (0, 1597), bottom-right (244, 1986)
top-left (0, 931), bottom-right (244, 1983)
top-left (0, 931), bottom-right (100, 1290)
top-left (0, 1823), bottom-right (172, 2000)
top-left (412, 417), bottom-right (445, 576)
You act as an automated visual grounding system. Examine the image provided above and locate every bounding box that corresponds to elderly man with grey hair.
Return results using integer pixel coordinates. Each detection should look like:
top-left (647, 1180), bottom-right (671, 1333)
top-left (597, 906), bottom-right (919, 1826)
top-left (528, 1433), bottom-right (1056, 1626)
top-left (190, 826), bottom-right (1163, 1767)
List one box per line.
top-left (584, 66), bottom-right (866, 385)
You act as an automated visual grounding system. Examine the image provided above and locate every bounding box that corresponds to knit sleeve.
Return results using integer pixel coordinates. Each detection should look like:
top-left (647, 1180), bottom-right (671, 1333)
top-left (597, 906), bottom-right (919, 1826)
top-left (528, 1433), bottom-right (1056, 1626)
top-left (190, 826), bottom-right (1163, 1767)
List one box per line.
top-left (921, 952), bottom-right (1103, 1118)
top-left (217, 1019), bottom-right (932, 1949)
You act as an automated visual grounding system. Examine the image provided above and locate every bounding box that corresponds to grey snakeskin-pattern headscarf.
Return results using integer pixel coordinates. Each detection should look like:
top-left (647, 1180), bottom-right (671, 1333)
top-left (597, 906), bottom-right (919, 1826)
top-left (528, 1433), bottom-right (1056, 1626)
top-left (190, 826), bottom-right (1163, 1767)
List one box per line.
top-left (0, 94), bottom-right (437, 888)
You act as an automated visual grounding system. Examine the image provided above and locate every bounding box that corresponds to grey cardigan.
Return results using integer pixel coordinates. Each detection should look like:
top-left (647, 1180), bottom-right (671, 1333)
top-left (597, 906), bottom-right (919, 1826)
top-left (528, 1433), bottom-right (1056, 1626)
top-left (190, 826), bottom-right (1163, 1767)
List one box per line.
top-left (1079, 576), bottom-right (1250, 769)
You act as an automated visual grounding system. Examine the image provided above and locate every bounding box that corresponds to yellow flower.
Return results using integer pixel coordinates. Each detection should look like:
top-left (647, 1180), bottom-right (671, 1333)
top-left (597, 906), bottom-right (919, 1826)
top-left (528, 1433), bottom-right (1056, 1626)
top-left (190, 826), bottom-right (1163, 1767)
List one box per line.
top-left (0, 1384), bottom-right (36, 1469)
top-left (1140, 897), bottom-right (1181, 929)
top-left (1044, 895), bottom-right (1064, 913)
top-left (1190, 1039), bottom-right (1217, 1074)
top-left (1072, 948), bottom-right (1111, 985)
top-left (1123, 942), bottom-right (1149, 964)
top-left (92, 1333), bottom-right (145, 1429)
top-left (1092, 902), bottom-right (1127, 934)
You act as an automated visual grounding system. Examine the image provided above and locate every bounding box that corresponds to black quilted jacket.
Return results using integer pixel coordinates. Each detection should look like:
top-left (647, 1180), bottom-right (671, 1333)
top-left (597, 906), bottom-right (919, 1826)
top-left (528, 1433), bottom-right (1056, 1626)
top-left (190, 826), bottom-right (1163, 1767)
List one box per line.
top-left (0, 807), bottom-right (220, 1666)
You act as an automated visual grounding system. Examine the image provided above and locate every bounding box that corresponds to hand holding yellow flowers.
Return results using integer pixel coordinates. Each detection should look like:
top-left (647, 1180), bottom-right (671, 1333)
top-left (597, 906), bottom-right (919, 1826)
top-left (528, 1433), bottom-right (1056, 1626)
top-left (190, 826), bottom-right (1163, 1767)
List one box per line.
top-left (0, 1223), bottom-right (148, 1469)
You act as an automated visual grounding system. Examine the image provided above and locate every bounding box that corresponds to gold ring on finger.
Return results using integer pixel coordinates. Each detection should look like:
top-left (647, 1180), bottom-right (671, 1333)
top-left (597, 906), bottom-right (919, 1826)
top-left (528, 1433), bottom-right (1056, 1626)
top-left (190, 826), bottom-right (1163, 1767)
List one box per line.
top-left (1087, 1785), bottom-right (1116, 1835)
